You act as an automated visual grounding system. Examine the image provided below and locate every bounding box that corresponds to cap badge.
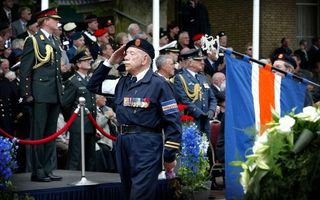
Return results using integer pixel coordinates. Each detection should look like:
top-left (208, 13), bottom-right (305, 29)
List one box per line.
top-left (135, 39), bottom-right (141, 47)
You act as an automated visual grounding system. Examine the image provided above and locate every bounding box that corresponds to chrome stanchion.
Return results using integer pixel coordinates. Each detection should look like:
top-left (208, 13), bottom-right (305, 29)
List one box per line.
top-left (70, 97), bottom-right (97, 186)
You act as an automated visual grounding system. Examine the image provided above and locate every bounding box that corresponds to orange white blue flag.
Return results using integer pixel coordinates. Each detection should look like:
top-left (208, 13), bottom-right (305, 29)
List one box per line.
top-left (224, 53), bottom-right (306, 199)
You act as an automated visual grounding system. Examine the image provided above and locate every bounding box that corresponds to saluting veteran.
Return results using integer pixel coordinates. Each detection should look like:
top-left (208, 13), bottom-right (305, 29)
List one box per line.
top-left (19, 8), bottom-right (63, 182)
top-left (87, 39), bottom-right (182, 200)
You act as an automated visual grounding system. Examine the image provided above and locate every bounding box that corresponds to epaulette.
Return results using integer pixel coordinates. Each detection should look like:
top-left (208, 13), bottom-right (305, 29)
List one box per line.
top-left (39, 34), bottom-right (45, 41)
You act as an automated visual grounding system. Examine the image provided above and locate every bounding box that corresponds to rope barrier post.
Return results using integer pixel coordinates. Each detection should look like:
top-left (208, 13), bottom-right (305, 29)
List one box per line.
top-left (70, 97), bottom-right (97, 186)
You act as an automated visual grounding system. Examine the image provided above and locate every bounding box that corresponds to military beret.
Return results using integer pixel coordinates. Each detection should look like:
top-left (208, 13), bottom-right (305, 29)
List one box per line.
top-left (26, 16), bottom-right (37, 27)
top-left (159, 40), bottom-right (180, 54)
top-left (160, 28), bottom-right (167, 39)
top-left (63, 22), bottom-right (77, 32)
top-left (70, 32), bottom-right (82, 41)
top-left (125, 38), bottom-right (155, 59)
top-left (179, 49), bottom-right (206, 61)
top-left (275, 54), bottom-right (297, 69)
top-left (217, 31), bottom-right (226, 38)
top-left (106, 19), bottom-right (114, 27)
top-left (35, 8), bottom-right (61, 20)
top-left (95, 28), bottom-right (108, 37)
top-left (85, 14), bottom-right (97, 23)
top-left (192, 33), bottom-right (204, 42)
top-left (70, 50), bottom-right (92, 64)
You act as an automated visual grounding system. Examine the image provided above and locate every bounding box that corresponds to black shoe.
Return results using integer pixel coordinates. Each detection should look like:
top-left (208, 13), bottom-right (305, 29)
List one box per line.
top-left (47, 173), bottom-right (62, 181)
top-left (31, 175), bottom-right (51, 182)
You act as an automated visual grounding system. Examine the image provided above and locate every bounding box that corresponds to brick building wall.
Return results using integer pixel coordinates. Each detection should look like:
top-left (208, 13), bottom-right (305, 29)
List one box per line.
top-left (201, 0), bottom-right (296, 58)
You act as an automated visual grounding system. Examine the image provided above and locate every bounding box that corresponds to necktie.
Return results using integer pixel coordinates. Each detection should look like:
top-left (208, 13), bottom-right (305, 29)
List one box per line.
top-left (195, 74), bottom-right (200, 82)
top-left (129, 76), bottom-right (137, 85)
top-left (49, 35), bottom-right (55, 45)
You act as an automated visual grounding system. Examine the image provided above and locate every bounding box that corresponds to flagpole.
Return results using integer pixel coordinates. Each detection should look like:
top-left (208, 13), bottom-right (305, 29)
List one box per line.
top-left (220, 46), bottom-right (320, 88)
top-left (152, 0), bottom-right (160, 72)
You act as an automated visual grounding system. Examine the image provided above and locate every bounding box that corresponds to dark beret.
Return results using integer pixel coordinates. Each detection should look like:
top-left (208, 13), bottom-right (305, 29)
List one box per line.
top-left (70, 32), bottom-right (82, 41)
top-left (160, 28), bottom-right (167, 39)
top-left (125, 38), bottom-right (155, 59)
top-left (26, 16), bottom-right (37, 27)
top-left (179, 49), bottom-right (206, 61)
top-left (217, 31), bottom-right (226, 38)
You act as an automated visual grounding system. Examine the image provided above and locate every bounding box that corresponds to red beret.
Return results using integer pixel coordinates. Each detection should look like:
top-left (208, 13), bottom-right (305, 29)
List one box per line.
top-left (95, 28), bottom-right (108, 37)
top-left (192, 34), bottom-right (204, 42)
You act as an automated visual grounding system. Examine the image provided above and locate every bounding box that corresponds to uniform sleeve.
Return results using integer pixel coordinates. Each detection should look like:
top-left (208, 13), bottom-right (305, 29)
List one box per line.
top-left (61, 80), bottom-right (77, 120)
top-left (159, 81), bottom-right (182, 163)
top-left (19, 37), bottom-right (35, 98)
top-left (208, 83), bottom-right (217, 112)
top-left (173, 74), bottom-right (205, 118)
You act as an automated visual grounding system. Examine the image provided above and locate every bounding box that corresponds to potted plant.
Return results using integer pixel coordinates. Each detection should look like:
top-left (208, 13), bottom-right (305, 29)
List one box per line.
top-left (232, 105), bottom-right (320, 200)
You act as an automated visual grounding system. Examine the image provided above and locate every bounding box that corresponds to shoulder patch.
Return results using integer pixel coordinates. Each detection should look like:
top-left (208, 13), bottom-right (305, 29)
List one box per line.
top-left (161, 99), bottom-right (179, 115)
top-left (40, 35), bottom-right (45, 40)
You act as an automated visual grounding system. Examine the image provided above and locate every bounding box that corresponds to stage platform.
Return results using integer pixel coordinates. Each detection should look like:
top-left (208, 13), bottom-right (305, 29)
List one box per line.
top-left (12, 170), bottom-right (174, 200)
top-left (12, 170), bottom-right (225, 200)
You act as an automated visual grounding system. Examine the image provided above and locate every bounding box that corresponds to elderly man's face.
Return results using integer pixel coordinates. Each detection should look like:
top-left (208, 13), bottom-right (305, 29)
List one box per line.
top-left (124, 47), bottom-right (148, 74)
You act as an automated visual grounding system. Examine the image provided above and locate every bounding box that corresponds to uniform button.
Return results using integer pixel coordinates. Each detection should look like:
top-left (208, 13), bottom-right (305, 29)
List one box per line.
top-left (26, 93), bottom-right (29, 95)
top-left (26, 78), bottom-right (29, 80)
top-left (26, 85), bottom-right (28, 88)
top-left (40, 78), bottom-right (42, 81)
top-left (0, 104), bottom-right (3, 106)
top-left (1, 109), bottom-right (4, 111)
top-left (2, 114), bottom-right (4, 117)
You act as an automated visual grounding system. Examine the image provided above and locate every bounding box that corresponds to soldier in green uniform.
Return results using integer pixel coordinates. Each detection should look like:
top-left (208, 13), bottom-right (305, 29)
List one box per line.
top-left (19, 8), bottom-right (63, 182)
top-left (62, 49), bottom-right (96, 171)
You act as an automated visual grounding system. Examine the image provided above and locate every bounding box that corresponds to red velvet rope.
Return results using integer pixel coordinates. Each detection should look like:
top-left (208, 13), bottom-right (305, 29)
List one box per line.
top-left (87, 112), bottom-right (117, 141)
top-left (0, 112), bottom-right (78, 145)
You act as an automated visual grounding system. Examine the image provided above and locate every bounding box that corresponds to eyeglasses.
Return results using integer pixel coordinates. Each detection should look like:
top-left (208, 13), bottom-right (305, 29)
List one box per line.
top-left (247, 48), bottom-right (252, 51)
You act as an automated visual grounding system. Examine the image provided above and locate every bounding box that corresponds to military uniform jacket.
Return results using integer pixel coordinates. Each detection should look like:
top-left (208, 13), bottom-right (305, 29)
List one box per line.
top-left (174, 68), bottom-right (217, 118)
top-left (19, 30), bottom-right (63, 104)
top-left (62, 72), bottom-right (96, 134)
top-left (87, 64), bottom-right (182, 162)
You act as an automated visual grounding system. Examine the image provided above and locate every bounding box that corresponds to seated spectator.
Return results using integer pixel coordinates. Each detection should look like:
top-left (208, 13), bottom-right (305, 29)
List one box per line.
top-left (95, 94), bottom-right (117, 172)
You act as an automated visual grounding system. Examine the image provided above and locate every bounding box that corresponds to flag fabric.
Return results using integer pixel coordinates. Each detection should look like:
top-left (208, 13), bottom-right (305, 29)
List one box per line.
top-left (224, 53), bottom-right (307, 199)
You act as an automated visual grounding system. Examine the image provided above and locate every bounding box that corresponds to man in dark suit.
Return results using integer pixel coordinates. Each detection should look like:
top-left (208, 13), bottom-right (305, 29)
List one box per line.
top-left (174, 48), bottom-right (217, 137)
top-left (11, 7), bottom-right (32, 38)
top-left (294, 39), bottom-right (309, 70)
top-left (307, 37), bottom-right (320, 69)
top-left (17, 16), bottom-right (38, 40)
top-left (82, 15), bottom-right (99, 60)
top-left (0, 0), bottom-right (19, 24)
top-left (62, 50), bottom-right (96, 171)
top-left (19, 8), bottom-right (63, 182)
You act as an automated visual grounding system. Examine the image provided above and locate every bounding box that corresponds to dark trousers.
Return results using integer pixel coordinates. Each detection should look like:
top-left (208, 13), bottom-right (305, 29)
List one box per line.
top-left (31, 102), bottom-right (60, 177)
top-left (116, 133), bottom-right (163, 200)
top-left (67, 132), bottom-right (96, 171)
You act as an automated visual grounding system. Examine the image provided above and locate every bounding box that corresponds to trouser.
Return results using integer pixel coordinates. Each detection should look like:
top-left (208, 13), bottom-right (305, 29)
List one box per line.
top-left (116, 133), bottom-right (163, 200)
top-left (31, 102), bottom-right (60, 177)
top-left (67, 132), bottom-right (96, 171)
